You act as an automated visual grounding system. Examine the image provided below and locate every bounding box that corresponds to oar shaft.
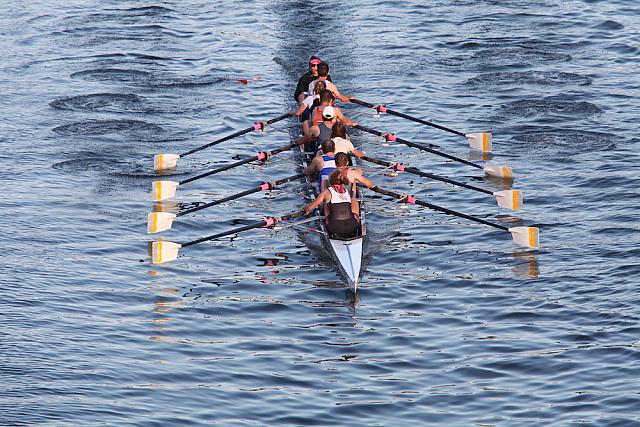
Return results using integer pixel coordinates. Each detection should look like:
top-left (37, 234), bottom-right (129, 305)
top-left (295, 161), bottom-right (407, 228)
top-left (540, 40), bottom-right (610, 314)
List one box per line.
top-left (178, 142), bottom-right (299, 186)
top-left (179, 156), bottom-right (258, 185)
top-left (177, 173), bottom-right (304, 216)
top-left (354, 125), bottom-right (482, 170)
top-left (361, 156), bottom-right (492, 195)
top-left (181, 220), bottom-right (268, 248)
top-left (368, 185), bottom-right (508, 231)
top-left (179, 113), bottom-right (290, 157)
top-left (352, 99), bottom-right (466, 137)
top-left (181, 209), bottom-right (304, 248)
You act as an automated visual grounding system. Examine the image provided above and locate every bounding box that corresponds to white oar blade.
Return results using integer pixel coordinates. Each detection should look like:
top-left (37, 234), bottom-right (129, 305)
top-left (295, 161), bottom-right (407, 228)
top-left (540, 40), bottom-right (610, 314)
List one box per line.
top-left (484, 164), bottom-right (513, 179)
top-left (466, 132), bottom-right (492, 152)
top-left (494, 190), bottom-right (523, 210)
top-left (154, 154), bottom-right (180, 171)
top-left (151, 241), bottom-right (182, 264)
top-left (508, 226), bottom-right (539, 249)
top-left (152, 180), bottom-right (179, 201)
top-left (147, 212), bottom-right (177, 234)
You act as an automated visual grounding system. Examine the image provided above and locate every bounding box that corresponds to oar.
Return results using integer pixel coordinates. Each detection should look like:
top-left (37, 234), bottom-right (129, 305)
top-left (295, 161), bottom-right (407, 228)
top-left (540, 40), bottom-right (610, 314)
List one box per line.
top-left (152, 142), bottom-right (300, 201)
top-left (150, 210), bottom-right (305, 264)
top-left (366, 185), bottom-right (539, 248)
top-left (353, 124), bottom-right (512, 178)
top-left (361, 156), bottom-right (522, 210)
top-left (154, 113), bottom-right (290, 171)
top-left (351, 99), bottom-right (492, 152)
top-left (148, 173), bottom-right (305, 233)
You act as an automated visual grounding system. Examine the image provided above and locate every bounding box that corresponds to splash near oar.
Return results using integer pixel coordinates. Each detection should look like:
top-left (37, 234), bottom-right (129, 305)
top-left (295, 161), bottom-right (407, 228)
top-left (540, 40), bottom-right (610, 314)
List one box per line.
top-left (366, 185), bottom-right (539, 248)
top-left (351, 98), bottom-right (492, 152)
top-left (353, 124), bottom-right (512, 178)
top-left (152, 142), bottom-right (301, 201)
top-left (150, 210), bottom-right (305, 264)
top-left (147, 174), bottom-right (304, 233)
top-left (360, 156), bottom-right (522, 210)
top-left (153, 112), bottom-right (290, 171)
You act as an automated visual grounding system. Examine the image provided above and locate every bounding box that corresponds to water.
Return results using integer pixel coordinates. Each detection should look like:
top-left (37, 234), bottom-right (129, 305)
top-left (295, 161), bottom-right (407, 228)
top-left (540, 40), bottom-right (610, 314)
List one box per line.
top-left (2, 1), bottom-right (639, 425)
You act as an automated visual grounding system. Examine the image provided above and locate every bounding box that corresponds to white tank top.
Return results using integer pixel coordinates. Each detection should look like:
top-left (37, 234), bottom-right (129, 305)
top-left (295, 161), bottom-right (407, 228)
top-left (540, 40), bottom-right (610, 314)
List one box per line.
top-left (328, 186), bottom-right (351, 204)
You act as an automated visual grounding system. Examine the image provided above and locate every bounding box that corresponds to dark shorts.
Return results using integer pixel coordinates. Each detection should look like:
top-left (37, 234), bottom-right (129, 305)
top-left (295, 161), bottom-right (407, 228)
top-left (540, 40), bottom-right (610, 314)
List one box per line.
top-left (327, 217), bottom-right (359, 237)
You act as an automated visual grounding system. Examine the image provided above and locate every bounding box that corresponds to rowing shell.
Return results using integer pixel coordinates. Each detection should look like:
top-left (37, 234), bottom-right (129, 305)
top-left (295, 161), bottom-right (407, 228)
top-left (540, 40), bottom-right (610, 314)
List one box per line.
top-left (299, 144), bottom-right (367, 291)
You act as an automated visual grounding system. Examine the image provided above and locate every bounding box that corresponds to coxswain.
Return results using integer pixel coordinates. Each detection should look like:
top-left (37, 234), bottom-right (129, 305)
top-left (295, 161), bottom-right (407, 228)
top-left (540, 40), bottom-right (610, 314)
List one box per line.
top-left (304, 169), bottom-right (360, 237)
top-left (308, 62), bottom-right (351, 103)
top-left (303, 139), bottom-right (336, 191)
top-left (293, 56), bottom-right (331, 105)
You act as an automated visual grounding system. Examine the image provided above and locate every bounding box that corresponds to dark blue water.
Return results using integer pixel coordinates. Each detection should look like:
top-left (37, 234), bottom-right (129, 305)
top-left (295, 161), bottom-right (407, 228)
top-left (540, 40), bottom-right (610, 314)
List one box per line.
top-left (2, 1), bottom-right (639, 425)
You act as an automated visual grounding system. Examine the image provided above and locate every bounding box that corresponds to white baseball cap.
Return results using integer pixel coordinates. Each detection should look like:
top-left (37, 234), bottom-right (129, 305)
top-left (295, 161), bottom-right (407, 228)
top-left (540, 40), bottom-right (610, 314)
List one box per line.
top-left (322, 106), bottom-right (336, 120)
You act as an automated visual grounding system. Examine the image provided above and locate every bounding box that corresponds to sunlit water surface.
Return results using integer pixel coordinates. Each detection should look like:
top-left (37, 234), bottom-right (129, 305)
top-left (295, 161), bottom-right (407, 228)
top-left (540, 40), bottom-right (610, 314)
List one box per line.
top-left (1, 0), bottom-right (639, 425)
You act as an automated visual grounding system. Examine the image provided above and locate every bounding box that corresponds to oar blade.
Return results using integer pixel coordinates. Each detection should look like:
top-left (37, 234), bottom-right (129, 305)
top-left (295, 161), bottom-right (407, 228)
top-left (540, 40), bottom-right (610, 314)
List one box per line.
top-left (147, 212), bottom-right (177, 234)
top-left (151, 241), bottom-right (182, 264)
top-left (484, 164), bottom-right (513, 179)
top-left (466, 132), bottom-right (492, 152)
top-left (508, 226), bottom-right (540, 249)
top-left (494, 190), bottom-right (523, 210)
top-left (152, 180), bottom-right (179, 201)
top-left (154, 154), bottom-right (180, 172)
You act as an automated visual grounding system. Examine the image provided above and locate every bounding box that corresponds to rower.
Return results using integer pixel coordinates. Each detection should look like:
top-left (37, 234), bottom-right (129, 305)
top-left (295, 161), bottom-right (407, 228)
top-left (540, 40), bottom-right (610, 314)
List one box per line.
top-left (290, 81), bottom-right (326, 135)
top-left (334, 152), bottom-right (374, 190)
top-left (294, 56), bottom-right (332, 105)
top-left (308, 62), bottom-right (351, 103)
top-left (297, 103), bottom-right (335, 153)
top-left (310, 89), bottom-right (354, 127)
top-left (304, 169), bottom-right (360, 238)
top-left (331, 122), bottom-right (364, 158)
top-left (303, 139), bottom-right (336, 191)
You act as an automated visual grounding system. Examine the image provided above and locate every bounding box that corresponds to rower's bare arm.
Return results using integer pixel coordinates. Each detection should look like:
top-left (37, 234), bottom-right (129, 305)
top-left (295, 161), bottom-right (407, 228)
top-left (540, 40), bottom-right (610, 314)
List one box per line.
top-left (333, 87), bottom-right (350, 103)
top-left (304, 190), bottom-right (330, 214)
top-left (337, 109), bottom-right (357, 127)
top-left (291, 102), bottom-right (306, 117)
top-left (304, 157), bottom-right (320, 175)
top-left (351, 148), bottom-right (365, 158)
top-left (354, 171), bottom-right (374, 189)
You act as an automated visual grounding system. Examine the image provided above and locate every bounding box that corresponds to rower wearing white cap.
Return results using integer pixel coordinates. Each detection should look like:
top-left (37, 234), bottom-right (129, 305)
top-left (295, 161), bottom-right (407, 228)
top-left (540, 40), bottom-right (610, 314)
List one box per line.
top-left (297, 103), bottom-right (337, 153)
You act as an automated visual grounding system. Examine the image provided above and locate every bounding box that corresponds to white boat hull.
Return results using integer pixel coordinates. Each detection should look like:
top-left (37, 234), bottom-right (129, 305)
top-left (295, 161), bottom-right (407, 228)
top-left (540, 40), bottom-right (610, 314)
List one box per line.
top-left (330, 237), bottom-right (363, 291)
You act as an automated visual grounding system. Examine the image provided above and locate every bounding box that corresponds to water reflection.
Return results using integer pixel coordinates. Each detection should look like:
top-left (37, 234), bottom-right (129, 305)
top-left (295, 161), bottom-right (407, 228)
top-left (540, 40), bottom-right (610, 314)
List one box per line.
top-left (510, 251), bottom-right (541, 278)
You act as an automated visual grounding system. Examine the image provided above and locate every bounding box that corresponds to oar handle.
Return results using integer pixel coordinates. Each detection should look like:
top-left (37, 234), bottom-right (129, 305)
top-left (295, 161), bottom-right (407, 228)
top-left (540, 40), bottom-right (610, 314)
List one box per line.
top-left (181, 209), bottom-right (305, 248)
top-left (352, 99), bottom-right (466, 137)
top-left (351, 98), bottom-right (375, 108)
top-left (179, 113), bottom-right (290, 157)
top-left (361, 156), bottom-right (492, 195)
top-left (265, 113), bottom-right (290, 125)
top-left (367, 185), bottom-right (508, 231)
top-left (354, 125), bottom-right (482, 170)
